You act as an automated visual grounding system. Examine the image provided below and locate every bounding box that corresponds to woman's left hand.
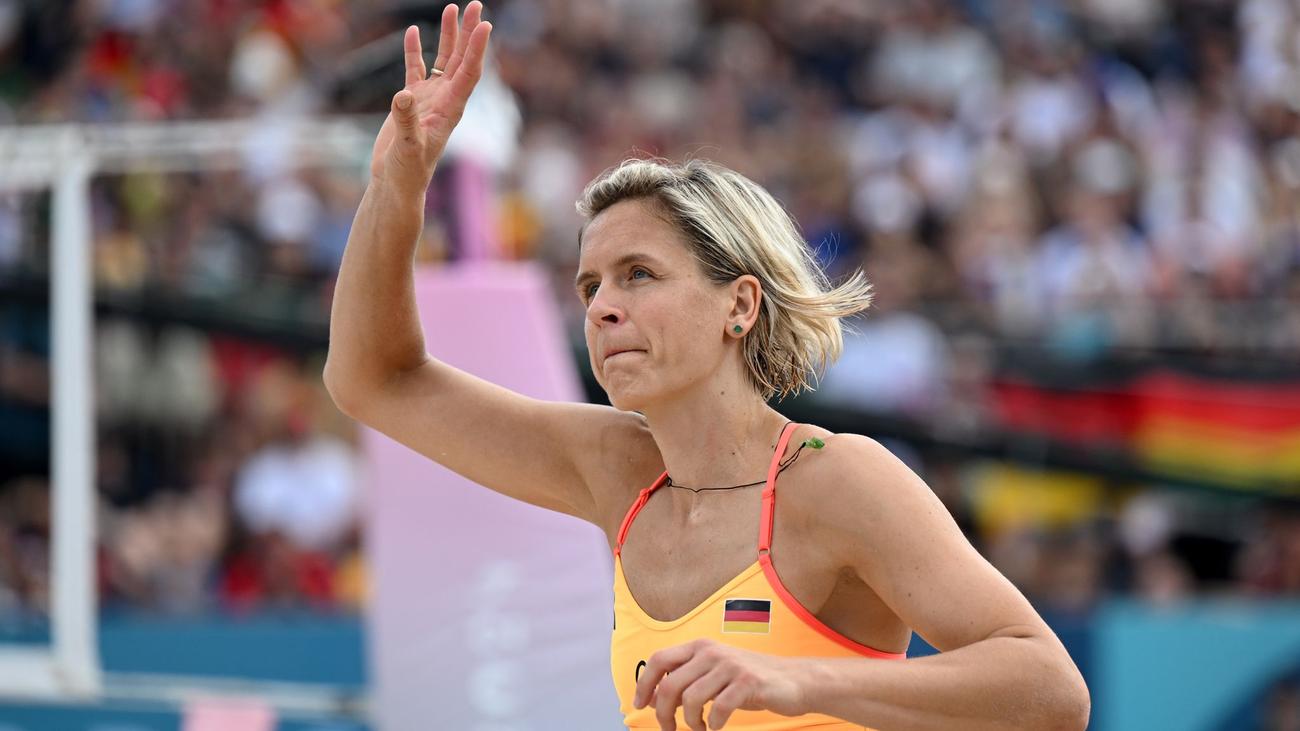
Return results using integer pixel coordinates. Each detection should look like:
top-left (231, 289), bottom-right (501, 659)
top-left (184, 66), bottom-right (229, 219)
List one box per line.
top-left (634, 639), bottom-right (810, 730)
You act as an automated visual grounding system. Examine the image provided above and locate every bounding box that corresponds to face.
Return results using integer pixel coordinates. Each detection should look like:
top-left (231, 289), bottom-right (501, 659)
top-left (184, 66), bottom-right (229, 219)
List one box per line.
top-left (576, 199), bottom-right (732, 411)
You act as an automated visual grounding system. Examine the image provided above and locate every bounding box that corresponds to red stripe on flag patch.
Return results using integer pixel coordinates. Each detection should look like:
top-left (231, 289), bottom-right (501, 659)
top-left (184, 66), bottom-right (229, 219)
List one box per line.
top-left (723, 610), bottom-right (769, 622)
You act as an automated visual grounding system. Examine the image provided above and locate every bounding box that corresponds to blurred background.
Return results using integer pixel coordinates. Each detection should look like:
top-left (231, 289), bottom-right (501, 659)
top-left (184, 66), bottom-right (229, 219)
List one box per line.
top-left (1, 0), bottom-right (1299, 729)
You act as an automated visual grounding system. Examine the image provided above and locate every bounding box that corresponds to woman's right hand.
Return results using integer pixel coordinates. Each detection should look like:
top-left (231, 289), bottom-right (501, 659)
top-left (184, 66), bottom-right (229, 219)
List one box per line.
top-left (369, 2), bottom-right (493, 189)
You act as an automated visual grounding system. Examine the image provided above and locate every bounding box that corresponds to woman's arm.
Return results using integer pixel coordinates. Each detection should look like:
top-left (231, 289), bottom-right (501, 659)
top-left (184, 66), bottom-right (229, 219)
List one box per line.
top-left (794, 435), bottom-right (1089, 730)
top-left (325, 160), bottom-right (427, 392)
top-left (324, 4), bottom-right (488, 392)
top-left (324, 4), bottom-right (648, 526)
top-left (795, 633), bottom-right (1086, 730)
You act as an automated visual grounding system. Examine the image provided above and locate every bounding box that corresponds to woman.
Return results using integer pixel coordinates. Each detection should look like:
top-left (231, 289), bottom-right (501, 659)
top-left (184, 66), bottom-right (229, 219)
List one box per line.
top-left (324, 4), bottom-right (1090, 730)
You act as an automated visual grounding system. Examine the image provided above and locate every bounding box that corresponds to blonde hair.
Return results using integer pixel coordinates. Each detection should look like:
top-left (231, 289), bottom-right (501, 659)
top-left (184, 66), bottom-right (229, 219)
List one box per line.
top-left (576, 158), bottom-right (873, 402)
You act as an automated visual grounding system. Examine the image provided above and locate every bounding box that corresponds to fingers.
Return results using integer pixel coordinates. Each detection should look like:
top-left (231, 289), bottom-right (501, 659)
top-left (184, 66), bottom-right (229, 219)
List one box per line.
top-left (432, 3), bottom-right (458, 75)
top-left (680, 668), bottom-right (730, 731)
top-left (634, 642), bottom-right (697, 709)
top-left (448, 21), bottom-right (492, 99)
top-left (653, 658), bottom-right (713, 730)
top-left (403, 25), bottom-right (425, 87)
top-left (707, 684), bottom-right (749, 730)
top-left (391, 90), bottom-right (418, 131)
top-left (443, 0), bottom-right (483, 79)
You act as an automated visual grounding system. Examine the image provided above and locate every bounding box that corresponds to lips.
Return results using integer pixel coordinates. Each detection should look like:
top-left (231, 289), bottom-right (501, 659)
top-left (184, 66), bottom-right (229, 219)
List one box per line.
top-left (603, 348), bottom-right (644, 362)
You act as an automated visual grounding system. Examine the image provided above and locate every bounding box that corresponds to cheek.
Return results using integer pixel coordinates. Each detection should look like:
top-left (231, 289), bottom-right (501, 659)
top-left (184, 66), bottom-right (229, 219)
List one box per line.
top-left (658, 299), bottom-right (722, 360)
top-left (679, 292), bottom-right (725, 338)
top-left (584, 325), bottom-right (602, 372)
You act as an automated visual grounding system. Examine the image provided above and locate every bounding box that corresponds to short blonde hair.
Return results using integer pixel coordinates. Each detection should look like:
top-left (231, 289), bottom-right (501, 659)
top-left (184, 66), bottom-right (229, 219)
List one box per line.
top-left (576, 158), bottom-right (873, 401)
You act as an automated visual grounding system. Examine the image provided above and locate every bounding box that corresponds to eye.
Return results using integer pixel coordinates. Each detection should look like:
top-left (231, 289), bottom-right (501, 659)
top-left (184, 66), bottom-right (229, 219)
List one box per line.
top-left (581, 267), bottom-right (652, 304)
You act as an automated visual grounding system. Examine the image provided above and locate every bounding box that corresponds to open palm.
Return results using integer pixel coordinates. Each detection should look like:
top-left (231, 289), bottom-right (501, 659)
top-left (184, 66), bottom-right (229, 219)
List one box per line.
top-left (370, 1), bottom-right (493, 186)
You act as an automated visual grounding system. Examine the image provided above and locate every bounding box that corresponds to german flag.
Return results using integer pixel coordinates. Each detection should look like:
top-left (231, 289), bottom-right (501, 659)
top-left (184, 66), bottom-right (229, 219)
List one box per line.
top-left (723, 599), bottom-right (771, 634)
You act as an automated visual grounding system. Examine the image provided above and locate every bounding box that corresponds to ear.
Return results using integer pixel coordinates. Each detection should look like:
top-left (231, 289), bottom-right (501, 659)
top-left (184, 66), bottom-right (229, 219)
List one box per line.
top-left (727, 274), bottom-right (763, 335)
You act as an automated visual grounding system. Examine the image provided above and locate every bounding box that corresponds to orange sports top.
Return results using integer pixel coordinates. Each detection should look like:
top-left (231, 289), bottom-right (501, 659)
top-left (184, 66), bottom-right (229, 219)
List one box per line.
top-left (610, 422), bottom-right (907, 730)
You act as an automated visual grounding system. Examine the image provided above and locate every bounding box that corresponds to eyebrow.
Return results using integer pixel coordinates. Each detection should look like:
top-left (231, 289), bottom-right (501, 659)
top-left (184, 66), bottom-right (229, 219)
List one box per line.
top-left (574, 253), bottom-right (665, 293)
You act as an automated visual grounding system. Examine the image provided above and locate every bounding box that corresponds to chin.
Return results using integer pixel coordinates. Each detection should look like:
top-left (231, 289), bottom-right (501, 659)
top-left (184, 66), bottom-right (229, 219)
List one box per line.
top-left (606, 388), bottom-right (649, 413)
top-left (602, 378), bottom-right (659, 413)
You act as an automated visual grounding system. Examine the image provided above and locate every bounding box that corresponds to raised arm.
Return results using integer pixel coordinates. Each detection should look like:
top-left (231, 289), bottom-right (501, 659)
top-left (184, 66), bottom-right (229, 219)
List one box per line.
top-left (324, 3), bottom-right (648, 527)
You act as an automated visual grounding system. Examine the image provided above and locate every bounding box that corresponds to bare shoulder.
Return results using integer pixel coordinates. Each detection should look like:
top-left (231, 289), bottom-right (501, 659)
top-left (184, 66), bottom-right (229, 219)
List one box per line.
top-left (781, 428), bottom-right (940, 552)
top-left (783, 427), bottom-right (899, 498)
top-left (788, 429), bottom-right (1067, 665)
top-left (575, 407), bottom-right (664, 541)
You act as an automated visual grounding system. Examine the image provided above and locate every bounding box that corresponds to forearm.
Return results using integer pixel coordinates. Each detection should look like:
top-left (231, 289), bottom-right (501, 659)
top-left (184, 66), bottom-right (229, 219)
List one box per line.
top-left (798, 635), bottom-right (1089, 731)
top-left (325, 177), bottom-right (431, 394)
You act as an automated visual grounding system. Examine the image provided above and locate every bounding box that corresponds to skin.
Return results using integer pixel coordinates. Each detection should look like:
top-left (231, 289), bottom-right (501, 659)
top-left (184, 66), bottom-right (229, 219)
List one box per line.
top-left (325, 6), bottom-right (1090, 730)
top-left (575, 198), bottom-right (793, 504)
top-left (580, 202), bottom-right (1088, 731)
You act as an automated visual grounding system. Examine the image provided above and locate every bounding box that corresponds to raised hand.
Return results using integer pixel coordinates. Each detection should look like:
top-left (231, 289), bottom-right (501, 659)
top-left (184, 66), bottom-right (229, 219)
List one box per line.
top-left (370, 1), bottom-right (493, 188)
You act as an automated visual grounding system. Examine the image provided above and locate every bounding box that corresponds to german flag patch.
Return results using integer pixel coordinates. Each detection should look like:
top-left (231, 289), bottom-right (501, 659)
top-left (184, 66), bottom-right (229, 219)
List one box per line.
top-left (722, 598), bottom-right (771, 634)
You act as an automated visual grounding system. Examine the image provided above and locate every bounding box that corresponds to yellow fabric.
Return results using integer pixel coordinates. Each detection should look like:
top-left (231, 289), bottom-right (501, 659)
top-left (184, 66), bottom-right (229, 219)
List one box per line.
top-left (610, 422), bottom-right (906, 731)
top-left (611, 554), bottom-right (899, 729)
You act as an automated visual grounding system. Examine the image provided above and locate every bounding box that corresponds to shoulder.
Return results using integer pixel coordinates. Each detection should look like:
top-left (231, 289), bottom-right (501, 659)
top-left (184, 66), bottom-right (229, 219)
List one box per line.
top-left (596, 409), bottom-right (662, 481)
top-left (781, 427), bottom-right (938, 552)
top-left (786, 427), bottom-right (901, 494)
top-left (577, 408), bottom-right (663, 536)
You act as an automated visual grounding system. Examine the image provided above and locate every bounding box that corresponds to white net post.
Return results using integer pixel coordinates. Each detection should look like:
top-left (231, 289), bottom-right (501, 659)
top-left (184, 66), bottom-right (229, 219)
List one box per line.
top-left (0, 118), bottom-right (377, 704)
top-left (49, 130), bottom-right (101, 698)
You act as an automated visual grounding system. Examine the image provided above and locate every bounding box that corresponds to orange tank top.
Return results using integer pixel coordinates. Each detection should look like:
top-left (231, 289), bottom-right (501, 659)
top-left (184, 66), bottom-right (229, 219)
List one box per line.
top-left (610, 422), bottom-right (907, 730)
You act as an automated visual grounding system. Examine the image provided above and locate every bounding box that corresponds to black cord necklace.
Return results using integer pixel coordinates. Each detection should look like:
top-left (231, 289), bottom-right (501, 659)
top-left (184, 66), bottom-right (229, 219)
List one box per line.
top-left (665, 433), bottom-right (826, 494)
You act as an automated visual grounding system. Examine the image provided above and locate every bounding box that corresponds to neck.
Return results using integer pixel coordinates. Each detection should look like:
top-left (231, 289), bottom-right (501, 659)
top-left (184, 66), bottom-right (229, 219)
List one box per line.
top-left (639, 381), bottom-right (787, 521)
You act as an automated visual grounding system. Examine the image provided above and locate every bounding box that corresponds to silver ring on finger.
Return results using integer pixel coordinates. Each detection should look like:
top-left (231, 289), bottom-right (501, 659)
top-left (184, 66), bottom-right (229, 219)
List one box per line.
top-left (428, 66), bottom-right (445, 78)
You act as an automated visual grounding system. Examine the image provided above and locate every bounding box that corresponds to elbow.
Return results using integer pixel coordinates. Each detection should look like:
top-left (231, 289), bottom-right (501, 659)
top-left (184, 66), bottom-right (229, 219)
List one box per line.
top-left (322, 359), bottom-right (365, 419)
top-left (1044, 663), bottom-right (1091, 731)
top-left (1008, 637), bottom-right (1090, 731)
top-left (1053, 694), bottom-right (1091, 731)
top-left (1065, 677), bottom-right (1091, 731)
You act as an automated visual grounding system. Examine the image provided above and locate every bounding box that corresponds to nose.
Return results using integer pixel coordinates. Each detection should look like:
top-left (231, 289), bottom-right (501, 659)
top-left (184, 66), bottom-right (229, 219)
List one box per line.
top-left (585, 286), bottom-right (624, 328)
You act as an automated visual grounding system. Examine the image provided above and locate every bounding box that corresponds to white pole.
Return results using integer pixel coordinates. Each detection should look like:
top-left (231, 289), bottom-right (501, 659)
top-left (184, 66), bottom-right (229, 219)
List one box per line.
top-left (0, 117), bottom-right (378, 701)
top-left (49, 128), bottom-right (101, 698)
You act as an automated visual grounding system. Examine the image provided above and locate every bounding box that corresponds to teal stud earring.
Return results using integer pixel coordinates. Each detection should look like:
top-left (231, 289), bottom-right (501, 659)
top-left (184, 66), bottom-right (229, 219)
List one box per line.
top-left (733, 325), bottom-right (743, 334)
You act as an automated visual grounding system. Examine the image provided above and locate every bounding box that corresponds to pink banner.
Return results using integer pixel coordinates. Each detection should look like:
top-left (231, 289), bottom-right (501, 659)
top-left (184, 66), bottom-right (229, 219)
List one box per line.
top-left (365, 261), bottom-right (622, 730)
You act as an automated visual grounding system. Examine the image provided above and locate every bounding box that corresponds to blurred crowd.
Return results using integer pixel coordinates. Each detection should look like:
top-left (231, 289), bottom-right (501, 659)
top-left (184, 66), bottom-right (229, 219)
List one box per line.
top-left (0, 312), bottom-right (367, 620)
top-left (1, 0), bottom-right (1300, 629)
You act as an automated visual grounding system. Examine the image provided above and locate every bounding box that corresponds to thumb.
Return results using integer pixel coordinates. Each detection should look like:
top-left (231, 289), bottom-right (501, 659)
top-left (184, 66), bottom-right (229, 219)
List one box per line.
top-left (391, 90), bottom-right (418, 129)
